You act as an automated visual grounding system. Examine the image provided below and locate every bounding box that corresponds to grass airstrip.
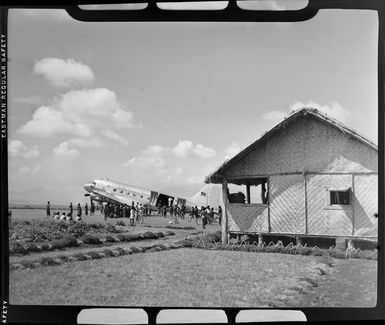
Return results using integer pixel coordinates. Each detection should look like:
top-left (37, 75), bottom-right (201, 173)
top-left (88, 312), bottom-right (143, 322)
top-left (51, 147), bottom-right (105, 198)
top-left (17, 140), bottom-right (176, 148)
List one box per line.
top-left (8, 212), bottom-right (378, 307)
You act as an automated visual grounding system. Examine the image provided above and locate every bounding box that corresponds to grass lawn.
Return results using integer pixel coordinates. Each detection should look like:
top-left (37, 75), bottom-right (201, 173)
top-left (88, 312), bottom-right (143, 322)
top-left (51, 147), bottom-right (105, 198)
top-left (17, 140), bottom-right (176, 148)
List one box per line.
top-left (11, 248), bottom-right (336, 307)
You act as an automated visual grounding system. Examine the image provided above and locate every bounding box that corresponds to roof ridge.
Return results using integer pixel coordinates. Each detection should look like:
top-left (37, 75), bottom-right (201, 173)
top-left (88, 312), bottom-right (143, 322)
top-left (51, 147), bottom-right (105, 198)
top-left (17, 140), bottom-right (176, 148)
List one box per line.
top-left (205, 107), bottom-right (377, 183)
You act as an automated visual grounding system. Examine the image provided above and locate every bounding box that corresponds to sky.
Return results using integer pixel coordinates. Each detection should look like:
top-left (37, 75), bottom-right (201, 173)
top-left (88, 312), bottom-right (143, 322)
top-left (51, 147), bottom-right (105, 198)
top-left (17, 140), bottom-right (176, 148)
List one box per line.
top-left (7, 2), bottom-right (378, 205)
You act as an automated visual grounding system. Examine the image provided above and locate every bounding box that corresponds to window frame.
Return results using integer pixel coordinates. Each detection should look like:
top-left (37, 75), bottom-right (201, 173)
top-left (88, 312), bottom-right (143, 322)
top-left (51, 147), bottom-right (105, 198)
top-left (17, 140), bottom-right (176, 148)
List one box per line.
top-left (325, 187), bottom-right (352, 210)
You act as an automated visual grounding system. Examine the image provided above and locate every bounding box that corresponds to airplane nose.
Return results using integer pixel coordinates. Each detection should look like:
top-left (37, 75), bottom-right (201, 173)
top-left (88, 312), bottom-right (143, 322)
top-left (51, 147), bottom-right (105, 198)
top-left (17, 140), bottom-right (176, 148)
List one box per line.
top-left (84, 182), bottom-right (95, 192)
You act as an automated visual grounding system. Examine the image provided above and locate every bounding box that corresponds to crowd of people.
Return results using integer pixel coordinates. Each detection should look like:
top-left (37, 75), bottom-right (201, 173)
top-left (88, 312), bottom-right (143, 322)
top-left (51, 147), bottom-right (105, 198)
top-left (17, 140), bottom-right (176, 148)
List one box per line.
top-left (158, 203), bottom-right (222, 229)
top-left (46, 201), bottom-right (96, 222)
top-left (101, 201), bottom-right (151, 225)
top-left (45, 200), bottom-right (223, 229)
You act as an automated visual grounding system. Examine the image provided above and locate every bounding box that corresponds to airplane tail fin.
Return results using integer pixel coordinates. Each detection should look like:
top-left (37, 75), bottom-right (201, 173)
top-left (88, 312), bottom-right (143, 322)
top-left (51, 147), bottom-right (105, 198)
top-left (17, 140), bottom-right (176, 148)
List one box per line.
top-left (187, 183), bottom-right (223, 209)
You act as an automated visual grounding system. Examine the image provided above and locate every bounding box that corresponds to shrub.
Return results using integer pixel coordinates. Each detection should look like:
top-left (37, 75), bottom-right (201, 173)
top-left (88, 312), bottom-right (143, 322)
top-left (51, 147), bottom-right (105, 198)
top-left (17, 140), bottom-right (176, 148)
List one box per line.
top-left (21, 260), bottom-right (34, 268)
top-left (39, 257), bottom-right (57, 266)
top-left (57, 255), bottom-right (69, 262)
top-left (87, 251), bottom-right (102, 259)
top-left (80, 235), bottom-right (102, 245)
top-left (25, 243), bottom-right (41, 252)
top-left (141, 231), bottom-right (158, 240)
top-left (106, 224), bottom-right (118, 233)
top-left (9, 242), bottom-right (28, 255)
top-left (175, 238), bottom-right (195, 247)
top-left (105, 235), bottom-right (117, 243)
top-left (41, 243), bottom-right (53, 251)
top-left (329, 248), bottom-right (346, 259)
top-left (156, 232), bottom-right (165, 238)
top-left (73, 253), bottom-right (87, 261)
top-left (52, 236), bottom-right (79, 249)
top-left (165, 230), bottom-right (175, 236)
top-left (116, 234), bottom-right (127, 241)
top-left (102, 249), bottom-right (114, 257)
top-left (157, 244), bottom-right (167, 250)
top-left (130, 246), bottom-right (141, 253)
top-left (116, 221), bottom-right (125, 226)
top-left (124, 234), bottom-right (141, 241)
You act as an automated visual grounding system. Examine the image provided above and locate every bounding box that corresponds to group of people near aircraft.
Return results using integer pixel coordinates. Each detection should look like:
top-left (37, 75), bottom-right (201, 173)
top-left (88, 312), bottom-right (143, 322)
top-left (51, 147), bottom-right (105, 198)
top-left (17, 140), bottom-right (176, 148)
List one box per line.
top-left (46, 201), bottom-right (96, 222)
top-left (102, 201), bottom-right (151, 225)
top-left (157, 203), bottom-right (222, 229)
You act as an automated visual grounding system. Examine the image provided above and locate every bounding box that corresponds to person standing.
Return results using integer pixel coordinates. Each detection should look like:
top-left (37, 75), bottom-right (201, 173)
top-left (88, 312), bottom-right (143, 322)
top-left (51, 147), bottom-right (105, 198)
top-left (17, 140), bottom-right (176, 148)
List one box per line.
top-left (85, 203), bottom-right (88, 216)
top-left (201, 207), bottom-right (207, 229)
top-left (103, 203), bottom-right (109, 221)
top-left (194, 206), bottom-right (199, 225)
top-left (218, 206), bottom-right (222, 226)
top-left (130, 205), bottom-right (135, 225)
top-left (69, 202), bottom-right (73, 217)
top-left (90, 202), bottom-right (95, 216)
top-left (209, 207), bottom-right (214, 224)
top-left (46, 201), bottom-right (51, 218)
top-left (76, 203), bottom-right (82, 221)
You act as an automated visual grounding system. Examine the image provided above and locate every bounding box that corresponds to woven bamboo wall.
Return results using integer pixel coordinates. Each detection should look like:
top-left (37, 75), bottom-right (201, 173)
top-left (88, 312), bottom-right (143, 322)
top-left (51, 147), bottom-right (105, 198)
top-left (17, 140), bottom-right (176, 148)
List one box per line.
top-left (353, 174), bottom-right (378, 237)
top-left (307, 174), bottom-right (353, 236)
top-left (224, 116), bottom-right (377, 179)
top-left (269, 174), bottom-right (306, 234)
top-left (227, 204), bottom-right (268, 232)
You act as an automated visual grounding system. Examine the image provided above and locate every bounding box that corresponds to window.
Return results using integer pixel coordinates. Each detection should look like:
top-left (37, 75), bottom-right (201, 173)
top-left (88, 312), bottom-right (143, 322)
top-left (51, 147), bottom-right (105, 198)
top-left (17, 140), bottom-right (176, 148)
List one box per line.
top-left (329, 189), bottom-right (350, 206)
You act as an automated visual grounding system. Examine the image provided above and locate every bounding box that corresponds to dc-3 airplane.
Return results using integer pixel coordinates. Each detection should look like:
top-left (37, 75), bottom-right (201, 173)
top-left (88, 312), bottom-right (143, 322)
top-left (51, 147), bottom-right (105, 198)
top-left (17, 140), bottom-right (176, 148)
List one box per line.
top-left (83, 178), bottom-right (223, 209)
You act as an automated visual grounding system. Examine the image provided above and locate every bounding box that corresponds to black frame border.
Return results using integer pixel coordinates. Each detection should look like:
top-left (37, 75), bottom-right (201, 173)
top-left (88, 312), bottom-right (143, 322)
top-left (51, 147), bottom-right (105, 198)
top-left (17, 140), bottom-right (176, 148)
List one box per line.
top-left (1, 1), bottom-right (384, 323)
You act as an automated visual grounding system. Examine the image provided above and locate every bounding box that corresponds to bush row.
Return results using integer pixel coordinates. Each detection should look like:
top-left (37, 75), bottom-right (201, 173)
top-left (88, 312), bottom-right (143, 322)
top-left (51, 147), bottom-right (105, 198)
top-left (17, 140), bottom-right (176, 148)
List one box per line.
top-left (175, 232), bottom-right (378, 261)
top-left (10, 230), bottom-right (175, 255)
top-left (10, 242), bottom-right (183, 270)
top-left (9, 220), bottom-right (121, 243)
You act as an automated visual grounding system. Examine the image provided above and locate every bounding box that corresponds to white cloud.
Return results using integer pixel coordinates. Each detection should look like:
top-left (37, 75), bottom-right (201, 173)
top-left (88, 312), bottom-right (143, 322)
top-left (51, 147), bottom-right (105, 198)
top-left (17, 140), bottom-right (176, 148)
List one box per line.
top-left (53, 142), bottom-right (79, 156)
top-left (141, 141), bottom-right (216, 159)
top-left (142, 145), bottom-right (166, 156)
top-left (224, 142), bottom-right (241, 160)
top-left (121, 156), bottom-right (165, 169)
top-left (67, 138), bottom-right (103, 148)
top-left (17, 164), bottom-right (41, 178)
top-left (261, 101), bottom-right (352, 125)
top-left (19, 105), bottom-right (92, 138)
top-left (289, 101), bottom-right (351, 124)
top-left (34, 57), bottom-right (95, 88)
top-left (172, 140), bottom-right (216, 159)
top-left (101, 129), bottom-right (128, 146)
top-left (172, 140), bottom-right (194, 158)
top-left (193, 144), bottom-right (216, 159)
top-left (9, 140), bottom-right (39, 158)
top-left (19, 89), bottom-right (137, 152)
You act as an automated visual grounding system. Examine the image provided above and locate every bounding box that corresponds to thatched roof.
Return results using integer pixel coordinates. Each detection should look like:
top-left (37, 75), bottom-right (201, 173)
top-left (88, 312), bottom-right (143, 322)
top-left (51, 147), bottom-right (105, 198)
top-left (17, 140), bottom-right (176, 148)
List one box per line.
top-left (205, 107), bottom-right (377, 184)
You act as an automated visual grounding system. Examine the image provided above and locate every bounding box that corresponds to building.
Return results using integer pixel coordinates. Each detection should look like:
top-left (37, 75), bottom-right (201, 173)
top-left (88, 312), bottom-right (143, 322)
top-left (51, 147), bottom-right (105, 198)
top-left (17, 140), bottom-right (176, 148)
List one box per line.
top-left (205, 108), bottom-right (378, 245)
